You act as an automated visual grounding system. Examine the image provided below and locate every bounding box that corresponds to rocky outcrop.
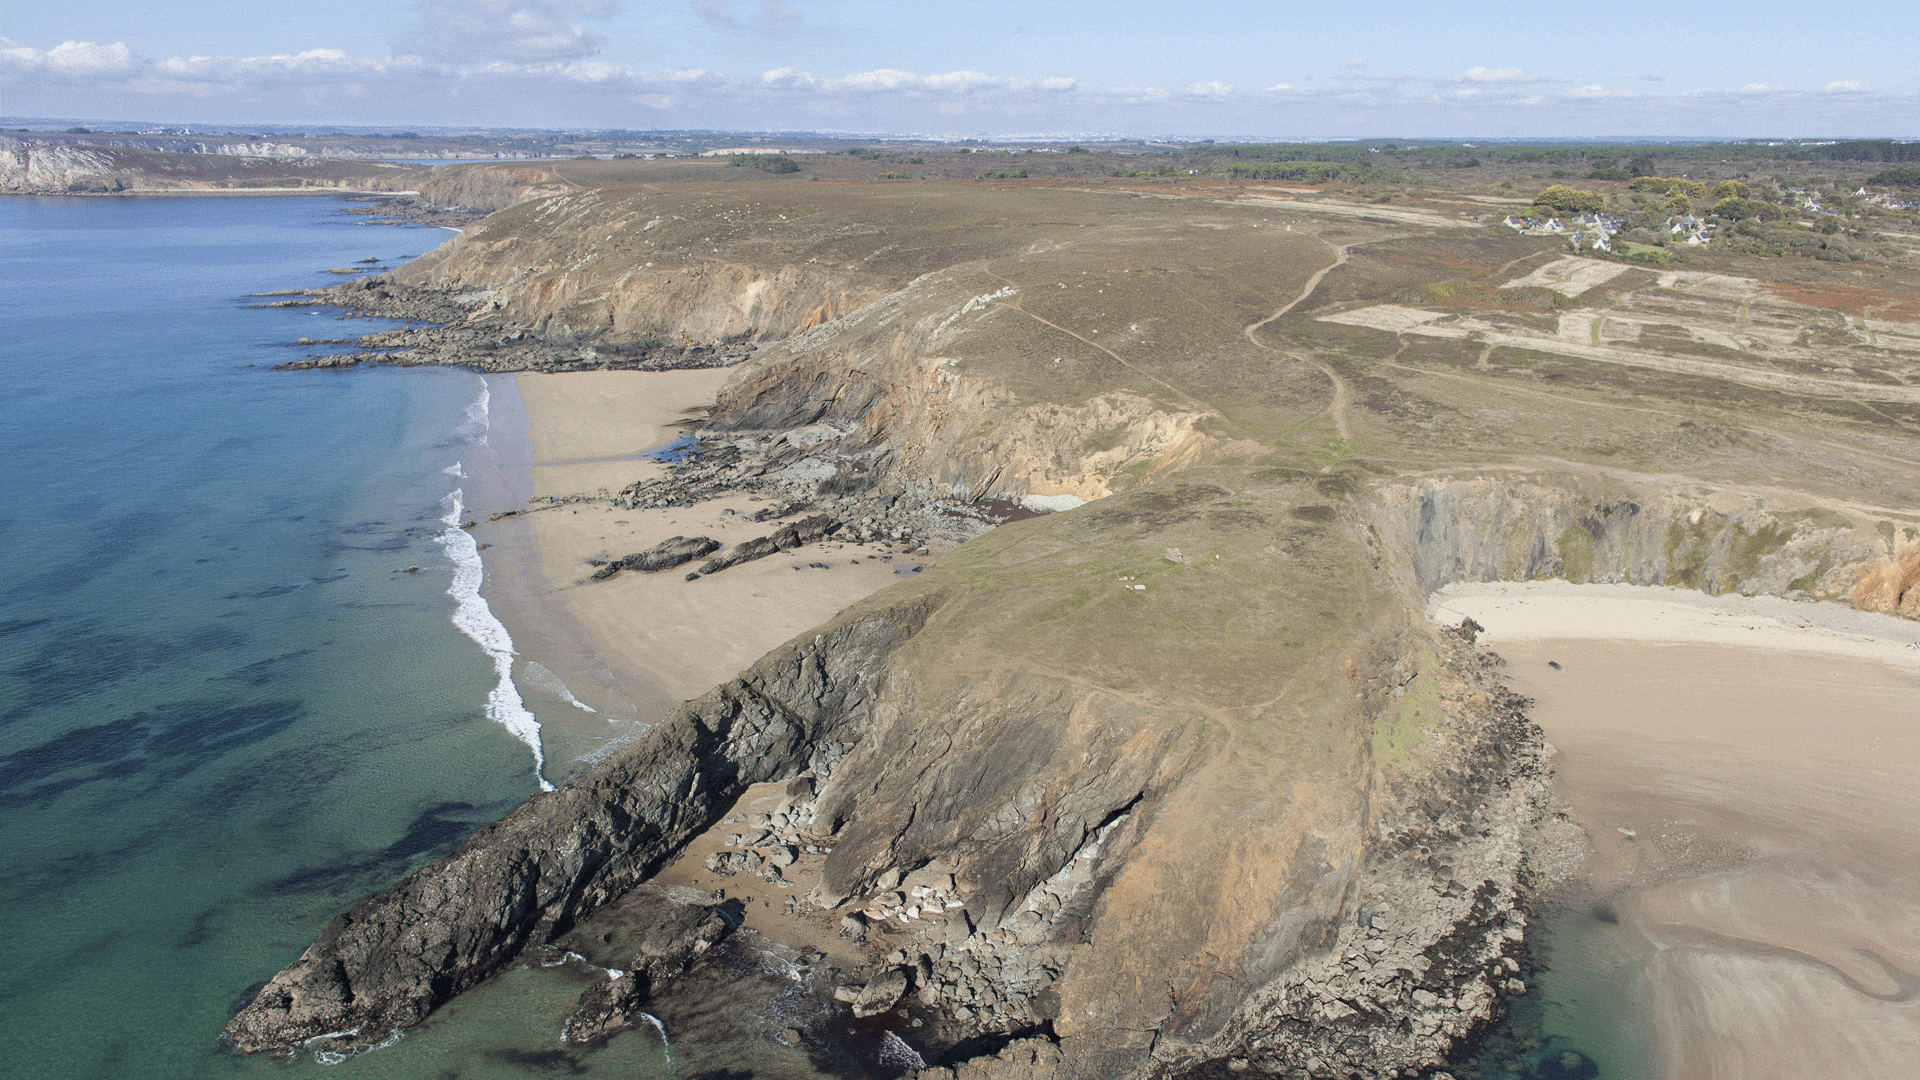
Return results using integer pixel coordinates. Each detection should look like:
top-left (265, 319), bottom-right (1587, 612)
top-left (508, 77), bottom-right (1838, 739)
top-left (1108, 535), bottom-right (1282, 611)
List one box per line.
top-left (224, 596), bottom-right (933, 1055)
top-left (1851, 541), bottom-right (1920, 618)
top-left (273, 279), bottom-right (758, 373)
top-left (560, 889), bottom-right (738, 1043)
top-left (695, 514), bottom-right (839, 575)
top-left (589, 535), bottom-right (720, 579)
top-left (0, 146), bottom-right (117, 192)
top-left (226, 471), bottom-right (1556, 1079)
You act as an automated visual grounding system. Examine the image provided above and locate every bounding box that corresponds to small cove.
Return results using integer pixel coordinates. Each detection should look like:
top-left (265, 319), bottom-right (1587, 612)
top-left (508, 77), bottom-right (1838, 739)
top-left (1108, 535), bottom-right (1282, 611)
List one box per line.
top-left (1439, 583), bottom-right (1920, 1080)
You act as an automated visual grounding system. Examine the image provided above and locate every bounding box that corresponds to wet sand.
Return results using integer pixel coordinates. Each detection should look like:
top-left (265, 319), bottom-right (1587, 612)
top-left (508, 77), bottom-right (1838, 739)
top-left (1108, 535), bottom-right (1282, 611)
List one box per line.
top-left (1434, 583), bottom-right (1920, 1079)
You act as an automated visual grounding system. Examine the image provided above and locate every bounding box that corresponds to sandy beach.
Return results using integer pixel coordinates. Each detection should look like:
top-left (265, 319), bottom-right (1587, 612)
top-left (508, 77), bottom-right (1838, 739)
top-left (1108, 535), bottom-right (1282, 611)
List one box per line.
top-left (1433, 582), bottom-right (1920, 1080)
top-left (468, 368), bottom-right (923, 774)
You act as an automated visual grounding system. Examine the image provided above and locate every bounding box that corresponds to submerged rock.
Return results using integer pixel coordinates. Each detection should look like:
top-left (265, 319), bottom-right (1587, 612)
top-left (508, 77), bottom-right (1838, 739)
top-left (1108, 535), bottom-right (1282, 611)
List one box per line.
top-left (562, 891), bottom-right (736, 1044)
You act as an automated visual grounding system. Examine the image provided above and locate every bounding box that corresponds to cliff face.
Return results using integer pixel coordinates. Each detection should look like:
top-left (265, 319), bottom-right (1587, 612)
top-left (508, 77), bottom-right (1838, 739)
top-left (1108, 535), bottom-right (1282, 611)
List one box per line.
top-left (411, 163), bottom-right (571, 211)
top-left (1371, 473), bottom-right (1893, 601)
top-left (0, 146), bottom-right (117, 192)
top-left (0, 144), bottom-right (433, 194)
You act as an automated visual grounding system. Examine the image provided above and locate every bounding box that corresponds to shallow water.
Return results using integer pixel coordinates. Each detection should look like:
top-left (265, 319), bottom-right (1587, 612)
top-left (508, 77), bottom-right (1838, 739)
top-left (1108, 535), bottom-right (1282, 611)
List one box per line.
top-left (0, 195), bottom-right (548, 1077)
top-left (0, 193), bottom-right (926, 1080)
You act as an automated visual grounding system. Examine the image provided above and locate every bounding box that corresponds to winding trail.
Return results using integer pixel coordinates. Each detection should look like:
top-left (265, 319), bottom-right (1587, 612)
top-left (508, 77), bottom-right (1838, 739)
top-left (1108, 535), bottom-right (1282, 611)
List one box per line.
top-left (1244, 243), bottom-right (1354, 443)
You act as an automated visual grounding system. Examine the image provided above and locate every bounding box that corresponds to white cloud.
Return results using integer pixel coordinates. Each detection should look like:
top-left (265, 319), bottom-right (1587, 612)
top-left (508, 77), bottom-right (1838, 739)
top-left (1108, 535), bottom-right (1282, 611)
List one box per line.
top-left (1460, 65), bottom-right (1551, 83)
top-left (692, 0), bottom-right (801, 34)
top-left (0, 37), bottom-right (138, 81)
top-left (2, 32), bottom-right (1913, 139)
top-left (399, 0), bottom-right (618, 63)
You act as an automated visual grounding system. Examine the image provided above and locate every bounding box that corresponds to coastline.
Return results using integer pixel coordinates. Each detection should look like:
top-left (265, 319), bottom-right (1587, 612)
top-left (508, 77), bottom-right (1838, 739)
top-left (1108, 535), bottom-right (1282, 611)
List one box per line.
top-left (1432, 582), bottom-right (1920, 1080)
top-left (468, 366), bottom-right (920, 781)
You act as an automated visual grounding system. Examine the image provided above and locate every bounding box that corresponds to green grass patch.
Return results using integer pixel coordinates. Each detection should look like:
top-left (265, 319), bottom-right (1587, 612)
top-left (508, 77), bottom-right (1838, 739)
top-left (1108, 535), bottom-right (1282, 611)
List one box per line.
top-left (1375, 646), bottom-right (1442, 764)
top-left (1556, 527), bottom-right (1595, 581)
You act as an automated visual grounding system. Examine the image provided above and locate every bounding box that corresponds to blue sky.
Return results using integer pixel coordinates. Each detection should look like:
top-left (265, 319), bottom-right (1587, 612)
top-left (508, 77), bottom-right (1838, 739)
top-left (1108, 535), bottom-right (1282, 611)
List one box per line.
top-left (2, 0), bottom-right (1914, 138)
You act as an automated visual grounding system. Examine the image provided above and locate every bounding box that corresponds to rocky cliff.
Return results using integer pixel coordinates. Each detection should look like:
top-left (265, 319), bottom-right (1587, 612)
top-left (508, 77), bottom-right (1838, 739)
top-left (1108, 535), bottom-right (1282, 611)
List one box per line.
top-left (231, 175), bottom-right (1920, 1078)
top-left (0, 146), bottom-right (118, 192)
top-left (0, 144), bottom-right (432, 194)
top-left (411, 163), bottom-right (572, 212)
top-left (227, 469), bottom-right (1552, 1080)
top-left (1371, 473), bottom-right (1895, 602)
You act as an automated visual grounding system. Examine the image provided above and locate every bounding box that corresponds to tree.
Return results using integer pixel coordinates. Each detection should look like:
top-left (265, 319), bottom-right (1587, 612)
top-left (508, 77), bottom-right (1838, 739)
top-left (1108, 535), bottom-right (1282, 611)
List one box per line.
top-left (1867, 166), bottom-right (1920, 188)
top-left (1712, 180), bottom-right (1751, 200)
top-left (1667, 194), bottom-right (1695, 215)
top-left (1533, 185), bottom-right (1605, 213)
top-left (1629, 155), bottom-right (1658, 177)
top-left (1710, 197), bottom-right (1784, 222)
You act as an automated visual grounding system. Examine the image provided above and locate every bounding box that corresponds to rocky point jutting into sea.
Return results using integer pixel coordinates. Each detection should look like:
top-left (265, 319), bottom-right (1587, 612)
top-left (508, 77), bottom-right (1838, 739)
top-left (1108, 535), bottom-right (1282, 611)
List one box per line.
top-left (227, 166), bottom-right (1920, 1078)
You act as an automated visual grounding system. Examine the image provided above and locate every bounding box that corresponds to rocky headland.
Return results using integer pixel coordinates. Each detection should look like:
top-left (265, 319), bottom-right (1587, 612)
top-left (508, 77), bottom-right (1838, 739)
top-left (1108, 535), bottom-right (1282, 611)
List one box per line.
top-left (228, 170), bottom-right (1920, 1077)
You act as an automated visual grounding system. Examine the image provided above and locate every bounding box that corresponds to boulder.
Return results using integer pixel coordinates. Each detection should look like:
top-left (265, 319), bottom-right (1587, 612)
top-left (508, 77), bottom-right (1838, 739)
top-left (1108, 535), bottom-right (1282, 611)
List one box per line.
top-left (851, 966), bottom-right (912, 1018)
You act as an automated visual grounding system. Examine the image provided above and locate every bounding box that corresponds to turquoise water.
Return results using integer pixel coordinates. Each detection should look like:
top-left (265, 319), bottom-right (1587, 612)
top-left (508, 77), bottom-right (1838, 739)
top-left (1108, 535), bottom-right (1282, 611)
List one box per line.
top-left (0, 196), bottom-right (564, 1077)
top-left (1448, 887), bottom-right (1655, 1080)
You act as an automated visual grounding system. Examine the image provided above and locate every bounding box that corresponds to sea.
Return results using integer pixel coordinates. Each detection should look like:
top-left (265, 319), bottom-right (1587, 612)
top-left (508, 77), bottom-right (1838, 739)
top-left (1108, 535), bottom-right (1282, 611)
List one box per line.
top-left (0, 195), bottom-right (680, 1079)
top-left (0, 193), bottom-right (1636, 1080)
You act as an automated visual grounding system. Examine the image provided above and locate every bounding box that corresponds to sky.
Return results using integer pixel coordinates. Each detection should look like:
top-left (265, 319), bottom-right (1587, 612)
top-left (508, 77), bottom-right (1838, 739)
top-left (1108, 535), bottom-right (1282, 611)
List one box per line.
top-left (1, 0), bottom-right (1915, 139)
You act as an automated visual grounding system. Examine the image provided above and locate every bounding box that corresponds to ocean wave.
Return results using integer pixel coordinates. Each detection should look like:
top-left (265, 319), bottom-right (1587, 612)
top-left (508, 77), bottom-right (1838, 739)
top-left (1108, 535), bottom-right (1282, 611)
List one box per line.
top-left (521, 659), bottom-right (598, 714)
top-left (437, 486), bottom-right (552, 792)
top-left (453, 375), bottom-right (491, 444)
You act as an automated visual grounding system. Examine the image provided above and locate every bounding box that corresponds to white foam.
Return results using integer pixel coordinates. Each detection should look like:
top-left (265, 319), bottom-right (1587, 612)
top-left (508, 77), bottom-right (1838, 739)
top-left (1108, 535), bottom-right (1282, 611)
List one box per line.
top-left (1021, 493), bottom-right (1087, 513)
top-left (310, 1028), bottom-right (403, 1065)
top-left (521, 659), bottom-right (598, 713)
top-left (456, 377), bottom-right (491, 442)
top-left (438, 487), bottom-right (552, 792)
top-left (640, 1013), bottom-right (671, 1063)
top-left (443, 459), bottom-right (465, 477)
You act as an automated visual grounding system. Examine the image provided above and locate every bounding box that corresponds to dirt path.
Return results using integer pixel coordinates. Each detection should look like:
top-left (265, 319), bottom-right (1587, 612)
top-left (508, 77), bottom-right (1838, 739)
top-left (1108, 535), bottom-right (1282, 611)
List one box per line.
top-left (1245, 243), bottom-right (1354, 443)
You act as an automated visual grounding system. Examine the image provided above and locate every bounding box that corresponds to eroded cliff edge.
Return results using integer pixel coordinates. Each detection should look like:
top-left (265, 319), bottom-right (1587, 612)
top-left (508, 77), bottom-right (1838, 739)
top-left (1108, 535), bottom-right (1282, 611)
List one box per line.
top-left (230, 177), bottom-right (1920, 1077)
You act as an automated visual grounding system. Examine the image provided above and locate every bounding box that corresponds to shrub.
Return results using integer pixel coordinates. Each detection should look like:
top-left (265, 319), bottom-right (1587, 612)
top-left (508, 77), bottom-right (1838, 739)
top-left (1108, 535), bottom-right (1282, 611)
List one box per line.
top-left (730, 154), bottom-right (801, 173)
top-left (1712, 180), bottom-right (1752, 200)
top-left (1711, 197), bottom-right (1785, 221)
top-left (1533, 185), bottom-right (1606, 213)
top-left (1867, 166), bottom-right (1920, 188)
top-left (1629, 176), bottom-right (1708, 198)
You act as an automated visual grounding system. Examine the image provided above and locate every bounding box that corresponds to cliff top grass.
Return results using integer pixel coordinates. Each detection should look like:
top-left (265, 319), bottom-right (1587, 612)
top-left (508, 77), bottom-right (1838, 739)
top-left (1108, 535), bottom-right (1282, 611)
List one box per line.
top-left (403, 173), bottom-right (1920, 514)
